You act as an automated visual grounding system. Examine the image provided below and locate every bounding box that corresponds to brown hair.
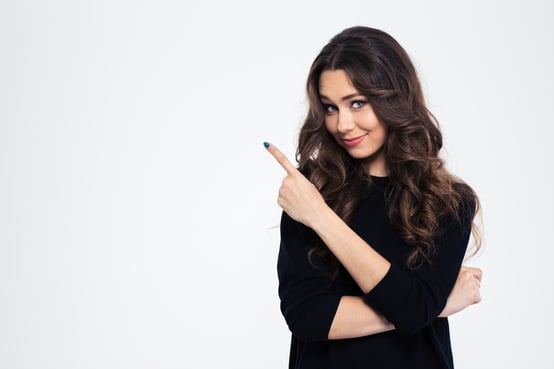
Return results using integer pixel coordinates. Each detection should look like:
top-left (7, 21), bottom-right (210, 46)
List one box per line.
top-left (297, 26), bottom-right (481, 273)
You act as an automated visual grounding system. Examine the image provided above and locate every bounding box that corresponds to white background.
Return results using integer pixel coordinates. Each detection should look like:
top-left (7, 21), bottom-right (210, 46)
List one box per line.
top-left (1, 0), bottom-right (553, 368)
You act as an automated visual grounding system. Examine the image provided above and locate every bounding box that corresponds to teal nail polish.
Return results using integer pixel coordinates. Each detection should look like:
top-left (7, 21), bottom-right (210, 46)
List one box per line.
top-left (263, 142), bottom-right (270, 148)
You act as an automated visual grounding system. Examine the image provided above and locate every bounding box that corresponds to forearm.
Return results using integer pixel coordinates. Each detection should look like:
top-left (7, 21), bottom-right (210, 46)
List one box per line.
top-left (329, 296), bottom-right (394, 340)
top-left (309, 207), bottom-right (391, 294)
top-left (329, 286), bottom-right (475, 340)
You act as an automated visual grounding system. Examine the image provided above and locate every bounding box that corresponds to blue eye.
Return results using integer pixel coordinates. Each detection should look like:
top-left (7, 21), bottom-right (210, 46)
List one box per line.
top-left (323, 104), bottom-right (338, 114)
top-left (352, 101), bottom-right (366, 109)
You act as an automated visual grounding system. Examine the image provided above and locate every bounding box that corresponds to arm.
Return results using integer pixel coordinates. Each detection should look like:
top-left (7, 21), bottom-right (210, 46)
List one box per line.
top-left (278, 212), bottom-right (393, 341)
top-left (308, 207), bottom-right (390, 294)
top-left (360, 199), bottom-right (475, 334)
top-left (279, 207), bottom-right (481, 342)
top-left (306, 195), bottom-right (476, 335)
top-left (266, 144), bottom-right (476, 335)
top-left (322, 199), bottom-right (477, 335)
top-left (267, 143), bottom-right (478, 337)
top-left (329, 296), bottom-right (394, 339)
top-left (265, 143), bottom-right (391, 293)
top-left (331, 265), bottom-right (482, 339)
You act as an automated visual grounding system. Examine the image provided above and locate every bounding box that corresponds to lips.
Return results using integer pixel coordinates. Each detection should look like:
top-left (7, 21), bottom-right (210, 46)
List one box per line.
top-left (342, 134), bottom-right (367, 147)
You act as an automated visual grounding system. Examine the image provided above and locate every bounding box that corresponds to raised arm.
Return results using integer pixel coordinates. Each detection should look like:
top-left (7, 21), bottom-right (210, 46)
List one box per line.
top-left (265, 142), bottom-right (389, 292)
top-left (266, 143), bottom-right (480, 334)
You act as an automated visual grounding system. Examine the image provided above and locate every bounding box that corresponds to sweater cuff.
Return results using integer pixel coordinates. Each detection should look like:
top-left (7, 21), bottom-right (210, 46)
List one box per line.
top-left (364, 264), bottom-right (411, 318)
top-left (293, 293), bottom-right (343, 341)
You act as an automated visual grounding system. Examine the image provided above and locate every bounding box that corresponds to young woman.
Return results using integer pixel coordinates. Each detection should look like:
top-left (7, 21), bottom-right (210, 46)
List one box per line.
top-left (264, 26), bottom-right (482, 369)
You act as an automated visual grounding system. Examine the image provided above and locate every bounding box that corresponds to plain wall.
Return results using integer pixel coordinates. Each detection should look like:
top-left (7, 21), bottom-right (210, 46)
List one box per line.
top-left (1, 0), bottom-right (553, 368)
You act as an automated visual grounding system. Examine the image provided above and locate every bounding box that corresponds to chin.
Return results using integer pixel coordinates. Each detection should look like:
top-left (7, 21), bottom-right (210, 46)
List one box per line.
top-left (344, 147), bottom-right (379, 160)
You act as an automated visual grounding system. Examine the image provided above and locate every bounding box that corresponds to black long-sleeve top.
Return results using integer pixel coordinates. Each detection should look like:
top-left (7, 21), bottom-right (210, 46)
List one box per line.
top-left (277, 176), bottom-right (475, 369)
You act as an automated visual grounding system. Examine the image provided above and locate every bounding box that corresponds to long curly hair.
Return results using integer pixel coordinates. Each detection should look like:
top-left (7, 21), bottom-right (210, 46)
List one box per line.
top-left (297, 26), bottom-right (481, 273)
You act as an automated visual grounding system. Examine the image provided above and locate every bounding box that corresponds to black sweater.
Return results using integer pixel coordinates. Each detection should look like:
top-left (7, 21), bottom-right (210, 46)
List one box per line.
top-left (277, 177), bottom-right (475, 369)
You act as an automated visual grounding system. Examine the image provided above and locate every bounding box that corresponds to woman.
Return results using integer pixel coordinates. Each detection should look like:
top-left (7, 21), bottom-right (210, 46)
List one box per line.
top-left (264, 26), bottom-right (482, 369)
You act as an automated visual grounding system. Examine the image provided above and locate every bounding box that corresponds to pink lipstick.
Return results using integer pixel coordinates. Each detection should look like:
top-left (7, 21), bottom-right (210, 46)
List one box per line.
top-left (342, 134), bottom-right (367, 147)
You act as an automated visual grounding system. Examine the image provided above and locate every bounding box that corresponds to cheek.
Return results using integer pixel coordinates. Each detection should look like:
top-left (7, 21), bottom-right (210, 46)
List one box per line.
top-left (367, 114), bottom-right (386, 136)
top-left (376, 125), bottom-right (387, 143)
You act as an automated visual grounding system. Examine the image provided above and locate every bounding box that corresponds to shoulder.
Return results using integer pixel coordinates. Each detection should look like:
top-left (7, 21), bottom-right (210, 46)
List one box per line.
top-left (453, 181), bottom-right (478, 217)
top-left (442, 181), bottom-right (478, 232)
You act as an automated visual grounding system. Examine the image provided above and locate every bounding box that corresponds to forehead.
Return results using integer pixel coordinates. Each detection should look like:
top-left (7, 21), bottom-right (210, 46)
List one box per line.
top-left (318, 69), bottom-right (359, 99)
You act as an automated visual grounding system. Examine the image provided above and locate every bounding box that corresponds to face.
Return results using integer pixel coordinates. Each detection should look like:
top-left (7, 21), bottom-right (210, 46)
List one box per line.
top-left (319, 69), bottom-right (388, 176)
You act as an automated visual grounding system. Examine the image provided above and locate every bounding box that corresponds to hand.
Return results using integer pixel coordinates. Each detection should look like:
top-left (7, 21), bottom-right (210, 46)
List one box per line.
top-left (439, 266), bottom-right (482, 318)
top-left (264, 142), bottom-right (328, 227)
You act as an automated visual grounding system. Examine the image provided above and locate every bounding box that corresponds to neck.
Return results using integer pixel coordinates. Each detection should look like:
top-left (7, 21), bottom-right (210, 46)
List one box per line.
top-left (364, 151), bottom-right (388, 177)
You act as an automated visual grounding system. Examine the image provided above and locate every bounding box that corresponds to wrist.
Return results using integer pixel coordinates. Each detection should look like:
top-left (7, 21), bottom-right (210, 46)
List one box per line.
top-left (308, 204), bottom-right (340, 233)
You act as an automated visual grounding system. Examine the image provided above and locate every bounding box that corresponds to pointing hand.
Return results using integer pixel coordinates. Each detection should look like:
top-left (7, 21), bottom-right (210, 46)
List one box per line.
top-left (264, 142), bottom-right (328, 227)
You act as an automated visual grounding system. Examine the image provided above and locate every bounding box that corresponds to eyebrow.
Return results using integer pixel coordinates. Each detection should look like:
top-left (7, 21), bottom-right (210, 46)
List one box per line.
top-left (319, 93), bottom-right (364, 102)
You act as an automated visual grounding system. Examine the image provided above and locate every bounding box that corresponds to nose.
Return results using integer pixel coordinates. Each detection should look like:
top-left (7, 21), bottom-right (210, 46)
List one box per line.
top-left (336, 110), bottom-right (355, 133)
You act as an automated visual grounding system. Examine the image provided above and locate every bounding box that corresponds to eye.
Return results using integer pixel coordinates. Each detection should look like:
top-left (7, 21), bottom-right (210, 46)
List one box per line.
top-left (323, 104), bottom-right (338, 114)
top-left (351, 100), bottom-right (366, 109)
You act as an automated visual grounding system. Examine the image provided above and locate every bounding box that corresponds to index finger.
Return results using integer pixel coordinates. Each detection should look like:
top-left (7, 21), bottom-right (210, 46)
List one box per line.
top-left (263, 142), bottom-right (298, 175)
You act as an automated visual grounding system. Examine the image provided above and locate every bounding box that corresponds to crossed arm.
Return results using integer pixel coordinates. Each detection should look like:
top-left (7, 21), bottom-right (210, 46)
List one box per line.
top-left (328, 266), bottom-right (482, 340)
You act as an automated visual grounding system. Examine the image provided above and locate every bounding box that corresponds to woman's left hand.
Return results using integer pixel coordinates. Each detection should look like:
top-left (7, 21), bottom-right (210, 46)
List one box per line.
top-left (439, 266), bottom-right (482, 318)
top-left (264, 142), bottom-right (328, 227)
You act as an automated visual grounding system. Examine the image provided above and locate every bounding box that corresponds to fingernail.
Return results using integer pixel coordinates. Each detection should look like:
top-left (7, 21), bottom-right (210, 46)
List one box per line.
top-left (263, 142), bottom-right (270, 148)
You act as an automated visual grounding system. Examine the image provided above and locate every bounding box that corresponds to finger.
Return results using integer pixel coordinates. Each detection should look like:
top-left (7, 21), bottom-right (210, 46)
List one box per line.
top-left (470, 268), bottom-right (483, 282)
top-left (263, 142), bottom-right (298, 176)
top-left (462, 266), bottom-right (482, 282)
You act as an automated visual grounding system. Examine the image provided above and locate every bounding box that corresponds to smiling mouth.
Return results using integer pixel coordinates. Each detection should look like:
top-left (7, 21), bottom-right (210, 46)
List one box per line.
top-left (342, 134), bottom-right (367, 147)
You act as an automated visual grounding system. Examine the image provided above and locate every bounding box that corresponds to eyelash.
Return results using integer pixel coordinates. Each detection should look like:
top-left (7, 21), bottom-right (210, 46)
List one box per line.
top-left (323, 104), bottom-right (338, 114)
top-left (322, 100), bottom-right (367, 114)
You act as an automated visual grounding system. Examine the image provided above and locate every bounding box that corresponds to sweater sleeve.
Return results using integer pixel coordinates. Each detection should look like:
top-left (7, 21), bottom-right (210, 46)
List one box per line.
top-left (363, 197), bottom-right (476, 335)
top-left (277, 211), bottom-right (342, 342)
